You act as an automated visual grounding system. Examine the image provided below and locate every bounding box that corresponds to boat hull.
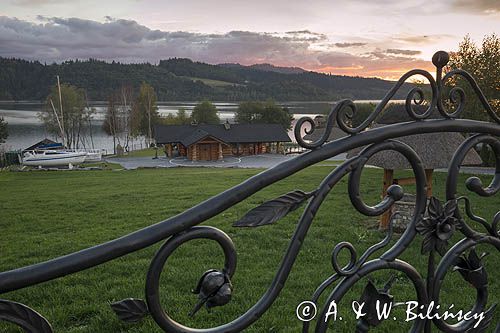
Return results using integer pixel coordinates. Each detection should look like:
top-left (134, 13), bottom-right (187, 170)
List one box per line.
top-left (22, 152), bottom-right (87, 167)
top-left (83, 152), bottom-right (102, 162)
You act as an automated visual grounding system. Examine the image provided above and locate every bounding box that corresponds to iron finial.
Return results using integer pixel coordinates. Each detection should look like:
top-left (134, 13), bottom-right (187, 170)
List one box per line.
top-left (432, 50), bottom-right (449, 68)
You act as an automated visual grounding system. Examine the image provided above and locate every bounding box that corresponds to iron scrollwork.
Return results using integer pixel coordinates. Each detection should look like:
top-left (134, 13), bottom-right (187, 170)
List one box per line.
top-left (0, 51), bottom-right (499, 332)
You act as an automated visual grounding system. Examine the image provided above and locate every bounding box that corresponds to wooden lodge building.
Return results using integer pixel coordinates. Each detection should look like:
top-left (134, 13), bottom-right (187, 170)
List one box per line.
top-left (154, 123), bottom-right (291, 161)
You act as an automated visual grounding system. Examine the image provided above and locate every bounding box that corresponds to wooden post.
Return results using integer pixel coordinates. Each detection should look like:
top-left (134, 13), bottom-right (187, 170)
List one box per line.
top-left (425, 169), bottom-right (434, 198)
top-left (380, 169), bottom-right (394, 229)
top-left (218, 143), bottom-right (223, 160)
top-left (192, 144), bottom-right (197, 161)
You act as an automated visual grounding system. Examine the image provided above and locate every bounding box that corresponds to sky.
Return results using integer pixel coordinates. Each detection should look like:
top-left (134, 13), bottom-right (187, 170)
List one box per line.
top-left (0, 0), bottom-right (499, 79)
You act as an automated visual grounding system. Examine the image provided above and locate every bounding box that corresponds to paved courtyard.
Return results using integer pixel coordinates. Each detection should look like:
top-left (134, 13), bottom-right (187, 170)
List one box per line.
top-left (107, 153), bottom-right (347, 170)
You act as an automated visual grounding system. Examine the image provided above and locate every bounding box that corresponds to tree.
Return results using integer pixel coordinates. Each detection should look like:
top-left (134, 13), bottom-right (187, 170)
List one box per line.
top-left (191, 101), bottom-right (220, 124)
top-left (261, 101), bottom-right (293, 129)
top-left (103, 93), bottom-right (121, 154)
top-left (175, 108), bottom-right (191, 124)
top-left (40, 83), bottom-right (88, 148)
top-left (446, 34), bottom-right (500, 121)
top-left (161, 108), bottom-right (192, 125)
top-left (119, 84), bottom-right (134, 151)
top-left (131, 82), bottom-right (159, 145)
top-left (235, 101), bottom-right (264, 124)
top-left (235, 101), bottom-right (292, 129)
top-left (0, 117), bottom-right (8, 145)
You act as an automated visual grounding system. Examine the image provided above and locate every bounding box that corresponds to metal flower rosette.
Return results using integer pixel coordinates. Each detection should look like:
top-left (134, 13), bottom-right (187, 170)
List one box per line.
top-left (1, 51), bottom-right (499, 332)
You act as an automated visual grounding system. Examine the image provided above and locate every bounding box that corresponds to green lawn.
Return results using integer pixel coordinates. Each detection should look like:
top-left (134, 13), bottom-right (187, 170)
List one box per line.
top-left (181, 76), bottom-right (243, 87)
top-left (124, 148), bottom-right (159, 158)
top-left (0, 167), bottom-right (498, 332)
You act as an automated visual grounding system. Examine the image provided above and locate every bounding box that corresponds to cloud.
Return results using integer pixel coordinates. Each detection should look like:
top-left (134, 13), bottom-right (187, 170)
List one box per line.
top-left (334, 42), bottom-right (367, 48)
top-left (0, 16), bottom-right (433, 79)
top-left (278, 30), bottom-right (328, 42)
top-left (449, 0), bottom-right (499, 14)
top-left (10, 0), bottom-right (67, 5)
top-left (385, 48), bottom-right (421, 55)
top-left (394, 34), bottom-right (452, 44)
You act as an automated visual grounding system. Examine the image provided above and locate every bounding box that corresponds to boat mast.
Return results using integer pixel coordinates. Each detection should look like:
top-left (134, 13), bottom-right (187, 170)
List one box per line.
top-left (57, 75), bottom-right (66, 147)
top-left (49, 98), bottom-right (64, 144)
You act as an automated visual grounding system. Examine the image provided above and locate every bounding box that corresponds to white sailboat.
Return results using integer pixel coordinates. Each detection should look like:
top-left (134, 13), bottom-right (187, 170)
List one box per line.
top-left (21, 150), bottom-right (87, 167)
top-left (23, 76), bottom-right (105, 168)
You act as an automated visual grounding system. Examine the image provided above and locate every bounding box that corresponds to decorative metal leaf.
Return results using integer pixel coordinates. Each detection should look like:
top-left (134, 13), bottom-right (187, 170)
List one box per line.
top-left (428, 197), bottom-right (444, 220)
top-left (0, 299), bottom-right (53, 333)
top-left (110, 298), bottom-right (149, 323)
top-left (233, 190), bottom-right (314, 227)
top-left (357, 280), bottom-right (394, 328)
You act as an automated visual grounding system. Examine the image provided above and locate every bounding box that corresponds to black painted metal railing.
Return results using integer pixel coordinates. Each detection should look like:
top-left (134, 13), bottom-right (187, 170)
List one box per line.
top-left (1, 51), bottom-right (499, 332)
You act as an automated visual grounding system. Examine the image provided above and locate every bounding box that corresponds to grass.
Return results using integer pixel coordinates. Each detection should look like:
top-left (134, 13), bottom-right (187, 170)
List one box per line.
top-left (81, 162), bottom-right (123, 170)
top-left (0, 166), bottom-right (498, 332)
top-left (181, 76), bottom-right (243, 87)
top-left (123, 148), bottom-right (159, 158)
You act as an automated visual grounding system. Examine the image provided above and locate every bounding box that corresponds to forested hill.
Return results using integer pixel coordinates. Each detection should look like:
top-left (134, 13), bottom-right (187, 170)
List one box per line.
top-left (0, 57), bottom-right (415, 101)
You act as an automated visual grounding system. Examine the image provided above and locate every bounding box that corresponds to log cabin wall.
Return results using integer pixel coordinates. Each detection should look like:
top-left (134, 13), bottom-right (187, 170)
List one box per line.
top-left (190, 138), bottom-right (228, 161)
top-left (179, 145), bottom-right (187, 157)
top-left (222, 145), bottom-right (232, 155)
top-left (164, 141), bottom-right (278, 161)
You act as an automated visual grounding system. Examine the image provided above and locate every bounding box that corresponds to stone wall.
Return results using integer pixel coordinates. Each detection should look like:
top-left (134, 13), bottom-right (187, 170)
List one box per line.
top-left (390, 193), bottom-right (417, 233)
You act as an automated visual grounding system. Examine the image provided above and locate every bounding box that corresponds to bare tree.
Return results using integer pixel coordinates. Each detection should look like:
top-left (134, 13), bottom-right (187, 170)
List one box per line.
top-left (40, 83), bottom-right (89, 149)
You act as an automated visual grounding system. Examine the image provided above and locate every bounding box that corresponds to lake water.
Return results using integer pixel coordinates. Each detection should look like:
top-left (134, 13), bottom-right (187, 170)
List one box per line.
top-left (0, 100), bottom-right (394, 151)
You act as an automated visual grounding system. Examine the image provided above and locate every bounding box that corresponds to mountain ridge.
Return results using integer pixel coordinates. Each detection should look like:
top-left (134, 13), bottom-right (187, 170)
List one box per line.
top-left (0, 57), bottom-right (415, 101)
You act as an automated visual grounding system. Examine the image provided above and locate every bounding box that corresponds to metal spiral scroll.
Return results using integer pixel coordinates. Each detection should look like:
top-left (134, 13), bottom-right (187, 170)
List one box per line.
top-left (294, 68), bottom-right (438, 149)
top-left (145, 226), bottom-right (238, 332)
top-left (295, 50), bottom-right (500, 150)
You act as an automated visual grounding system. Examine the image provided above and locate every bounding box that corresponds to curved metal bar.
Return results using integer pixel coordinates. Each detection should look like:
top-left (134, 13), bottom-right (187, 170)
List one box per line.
top-left (461, 136), bottom-right (500, 197)
top-left (294, 115), bottom-right (318, 149)
top-left (446, 134), bottom-right (500, 239)
top-left (294, 100), bottom-right (350, 149)
top-left (440, 69), bottom-right (500, 124)
top-left (346, 139), bottom-right (427, 261)
top-left (1, 119), bottom-right (499, 294)
top-left (331, 215), bottom-right (395, 277)
top-left (315, 259), bottom-right (428, 333)
top-left (145, 226), bottom-right (237, 332)
top-left (457, 196), bottom-right (495, 236)
top-left (493, 212), bottom-right (500, 238)
top-left (294, 70), bottom-right (437, 148)
top-left (347, 141), bottom-right (412, 216)
top-left (336, 69), bottom-right (437, 135)
top-left (301, 272), bottom-right (340, 333)
top-left (431, 236), bottom-right (500, 332)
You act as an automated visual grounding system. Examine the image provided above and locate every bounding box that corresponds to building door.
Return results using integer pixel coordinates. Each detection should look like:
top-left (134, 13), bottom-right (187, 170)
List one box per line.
top-left (198, 143), bottom-right (217, 160)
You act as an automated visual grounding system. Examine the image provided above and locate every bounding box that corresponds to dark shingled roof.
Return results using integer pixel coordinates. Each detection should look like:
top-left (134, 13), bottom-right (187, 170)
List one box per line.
top-left (154, 124), bottom-right (291, 146)
top-left (346, 124), bottom-right (482, 169)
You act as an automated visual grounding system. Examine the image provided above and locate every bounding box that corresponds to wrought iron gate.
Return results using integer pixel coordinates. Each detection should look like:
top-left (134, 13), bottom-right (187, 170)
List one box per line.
top-left (1, 51), bottom-right (499, 332)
